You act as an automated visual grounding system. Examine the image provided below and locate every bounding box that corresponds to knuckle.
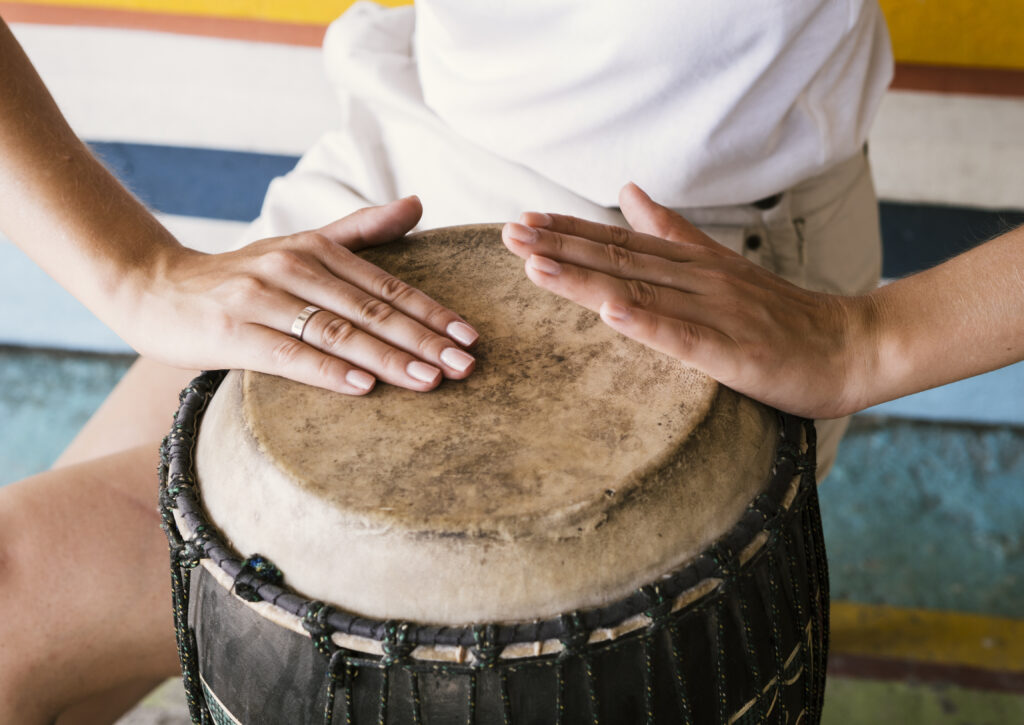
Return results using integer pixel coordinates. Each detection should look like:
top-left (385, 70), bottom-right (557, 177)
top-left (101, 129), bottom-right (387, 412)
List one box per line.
top-left (316, 354), bottom-right (344, 382)
top-left (608, 224), bottom-right (631, 247)
top-left (270, 338), bottom-right (305, 367)
top-left (375, 345), bottom-right (405, 372)
top-left (319, 317), bottom-right (358, 349)
top-left (604, 243), bottom-right (633, 274)
top-left (375, 274), bottom-right (412, 303)
top-left (415, 330), bottom-right (443, 357)
top-left (625, 279), bottom-right (658, 308)
top-left (301, 232), bottom-right (333, 254)
top-left (421, 304), bottom-right (452, 330)
top-left (260, 248), bottom-right (303, 276)
top-left (358, 297), bottom-right (396, 326)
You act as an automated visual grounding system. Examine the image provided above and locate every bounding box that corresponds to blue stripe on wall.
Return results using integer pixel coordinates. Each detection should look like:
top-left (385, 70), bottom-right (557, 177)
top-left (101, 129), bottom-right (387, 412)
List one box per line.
top-left (880, 202), bottom-right (1024, 278)
top-left (88, 141), bottom-right (298, 222)
top-left (86, 141), bottom-right (1024, 275)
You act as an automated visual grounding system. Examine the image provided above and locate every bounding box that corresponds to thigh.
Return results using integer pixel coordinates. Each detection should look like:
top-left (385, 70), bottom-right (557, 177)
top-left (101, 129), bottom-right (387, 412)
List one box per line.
top-left (53, 357), bottom-right (198, 468)
top-left (0, 444), bottom-right (179, 723)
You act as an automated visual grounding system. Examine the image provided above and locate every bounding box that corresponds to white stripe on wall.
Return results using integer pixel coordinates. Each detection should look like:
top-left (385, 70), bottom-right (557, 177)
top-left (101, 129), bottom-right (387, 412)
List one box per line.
top-left (869, 91), bottom-right (1024, 211)
top-left (10, 23), bottom-right (337, 155)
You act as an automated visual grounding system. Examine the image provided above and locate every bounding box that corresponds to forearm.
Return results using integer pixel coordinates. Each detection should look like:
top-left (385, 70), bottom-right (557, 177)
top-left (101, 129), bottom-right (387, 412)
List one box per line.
top-left (0, 17), bottom-right (183, 325)
top-left (848, 224), bottom-right (1024, 410)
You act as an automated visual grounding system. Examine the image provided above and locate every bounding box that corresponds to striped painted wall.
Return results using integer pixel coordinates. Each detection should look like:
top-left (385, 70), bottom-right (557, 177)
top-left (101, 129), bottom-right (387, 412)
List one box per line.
top-left (1, 0), bottom-right (1023, 425)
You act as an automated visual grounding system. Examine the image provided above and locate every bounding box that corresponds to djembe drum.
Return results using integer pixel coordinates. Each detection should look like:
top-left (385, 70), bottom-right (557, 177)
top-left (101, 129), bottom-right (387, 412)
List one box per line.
top-left (160, 225), bottom-right (827, 725)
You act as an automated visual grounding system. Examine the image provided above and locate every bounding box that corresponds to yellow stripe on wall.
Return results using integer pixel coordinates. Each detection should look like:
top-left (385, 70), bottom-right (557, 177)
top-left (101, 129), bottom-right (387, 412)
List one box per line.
top-left (831, 601), bottom-right (1024, 673)
top-left (879, 0), bottom-right (1024, 70)
top-left (10, 1), bottom-right (1024, 70)
top-left (7, 0), bottom-right (410, 25)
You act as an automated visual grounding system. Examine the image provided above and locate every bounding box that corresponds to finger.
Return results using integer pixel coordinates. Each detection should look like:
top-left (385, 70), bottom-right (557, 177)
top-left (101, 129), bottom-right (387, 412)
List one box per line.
top-left (314, 243), bottom-right (479, 348)
top-left (503, 222), bottom-right (707, 292)
top-left (286, 268), bottom-right (477, 379)
top-left (316, 195), bottom-right (424, 252)
top-left (522, 254), bottom-right (720, 329)
top-left (598, 301), bottom-right (738, 381)
top-left (617, 183), bottom-right (731, 251)
top-left (298, 308), bottom-right (453, 390)
top-left (239, 325), bottom-right (378, 395)
top-left (516, 209), bottom-right (720, 267)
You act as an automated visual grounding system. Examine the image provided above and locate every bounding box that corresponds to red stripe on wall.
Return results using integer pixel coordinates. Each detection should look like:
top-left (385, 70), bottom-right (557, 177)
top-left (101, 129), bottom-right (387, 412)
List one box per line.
top-left (0, 2), bottom-right (327, 45)
top-left (830, 653), bottom-right (1024, 695)
top-left (893, 62), bottom-right (1024, 97)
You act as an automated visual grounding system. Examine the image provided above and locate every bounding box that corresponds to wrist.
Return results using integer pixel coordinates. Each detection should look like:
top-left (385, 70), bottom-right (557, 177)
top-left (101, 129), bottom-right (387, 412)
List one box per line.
top-left (834, 292), bottom-right (887, 417)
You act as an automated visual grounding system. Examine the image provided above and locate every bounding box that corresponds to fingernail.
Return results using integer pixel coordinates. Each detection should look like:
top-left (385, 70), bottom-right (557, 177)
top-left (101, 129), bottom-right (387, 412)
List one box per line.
top-left (520, 211), bottom-right (553, 228)
top-left (407, 360), bottom-right (441, 383)
top-left (601, 301), bottom-right (632, 322)
top-left (441, 347), bottom-right (475, 372)
top-left (446, 320), bottom-right (478, 346)
top-left (346, 370), bottom-right (375, 390)
top-left (505, 222), bottom-right (538, 244)
top-left (528, 255), bottom-right (561, 275)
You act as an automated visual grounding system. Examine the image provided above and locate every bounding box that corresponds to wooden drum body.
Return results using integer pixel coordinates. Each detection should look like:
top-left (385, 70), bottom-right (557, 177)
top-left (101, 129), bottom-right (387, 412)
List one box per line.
top-left (160, 225), bottom-right (828, 724)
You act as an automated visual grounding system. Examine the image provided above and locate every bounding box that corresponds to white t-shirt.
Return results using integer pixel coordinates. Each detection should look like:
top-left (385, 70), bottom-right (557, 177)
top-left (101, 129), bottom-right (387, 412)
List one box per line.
top-left (414, 0), bottom-right (893, 207)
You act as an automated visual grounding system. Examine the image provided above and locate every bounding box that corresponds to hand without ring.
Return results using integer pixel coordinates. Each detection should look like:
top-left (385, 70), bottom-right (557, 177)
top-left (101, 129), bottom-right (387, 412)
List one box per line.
top-left (290, 305), bottom-right (323, 341)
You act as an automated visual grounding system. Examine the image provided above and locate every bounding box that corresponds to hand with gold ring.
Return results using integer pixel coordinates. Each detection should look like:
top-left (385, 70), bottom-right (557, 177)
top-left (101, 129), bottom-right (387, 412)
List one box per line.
top-left (125, 196), bottom-right (478, 395)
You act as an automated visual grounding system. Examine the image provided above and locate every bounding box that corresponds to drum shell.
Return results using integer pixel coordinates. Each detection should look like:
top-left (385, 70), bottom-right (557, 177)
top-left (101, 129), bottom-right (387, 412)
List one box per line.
top-left (188, 472), bottom-right (827, 725)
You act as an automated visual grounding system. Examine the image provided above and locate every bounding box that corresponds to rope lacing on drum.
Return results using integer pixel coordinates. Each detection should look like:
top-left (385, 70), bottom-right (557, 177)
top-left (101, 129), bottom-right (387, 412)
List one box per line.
top-left (470, 624), bottom-right (502, 668)
top-left (232, 554), bottom-right (284, 602)
top-left (171, 526), bottom-right (213, 571)
top-left (382, 621), bottom-right (415, 666)
top-left (638, 582), bottom-right (694, 725)
top-left (556, 612), bottom-right (599, 725)
top-left (303, 601), bottom-right (337, 658)
top-left (304, 601), bottom-right (357, 725)
top-left (470, 624), bottom-right (512, 724)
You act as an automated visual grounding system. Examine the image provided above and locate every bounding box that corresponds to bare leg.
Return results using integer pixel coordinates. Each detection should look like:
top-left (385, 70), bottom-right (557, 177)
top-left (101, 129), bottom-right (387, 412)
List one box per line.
top-left (0, 446), bottom-right (181, 724)
top-left (53, 357), bottom-right (198, 468)
top-left (0, 358), bottom-right (199, 724)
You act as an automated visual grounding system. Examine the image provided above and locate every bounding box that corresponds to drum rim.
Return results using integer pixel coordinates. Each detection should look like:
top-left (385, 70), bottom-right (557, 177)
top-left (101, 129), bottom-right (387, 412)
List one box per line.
top-left (160, 370), bottom-right (815, 650)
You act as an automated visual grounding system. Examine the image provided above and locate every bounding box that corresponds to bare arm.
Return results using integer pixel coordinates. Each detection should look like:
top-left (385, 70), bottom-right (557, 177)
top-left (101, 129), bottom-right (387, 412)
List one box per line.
top-left (501, 183), bottom-right (1024, 418)
top-left (0, 16), bottom-right (477, 393)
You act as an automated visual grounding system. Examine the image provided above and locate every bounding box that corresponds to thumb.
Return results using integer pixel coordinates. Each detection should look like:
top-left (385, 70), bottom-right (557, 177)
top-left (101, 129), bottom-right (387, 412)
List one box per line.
top-left (619, 182), bottom-right (707, 245)
top-left (318, 195), bottom-right (424, 251)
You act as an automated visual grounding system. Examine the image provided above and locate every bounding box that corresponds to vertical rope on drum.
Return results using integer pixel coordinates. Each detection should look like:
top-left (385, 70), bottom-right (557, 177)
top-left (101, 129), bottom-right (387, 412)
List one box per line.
top-left (500, 669), bottom-right (512, 725)
top-left (465, 671), bottom-right (476, 725)
top-left (322, 649), bottom-right (354, 725)
top-left (410, 669), bottom-right (423, 725)
top-left (643, 635), bottom-right (655, 725)
top-left (555, 658), bottom-right (566, 725)
top-left (558, 612), bottom-right (599, 725)
top-left (709, 599), bottom-right (728, 724)
top-left (761, 548), bottom-right (788, 724)
top-left (380, 621), bottom-right (415, 725)
top-left (804, 483), bottom-right (830, 722)
top-left (782, 517), bottom-right (813, 713)
top-left (640, 583), bottom-right (675, 725)
top-left (798, 418), bottom-right (828, 722)
top-left (667, 621), bottom-right (694, 724)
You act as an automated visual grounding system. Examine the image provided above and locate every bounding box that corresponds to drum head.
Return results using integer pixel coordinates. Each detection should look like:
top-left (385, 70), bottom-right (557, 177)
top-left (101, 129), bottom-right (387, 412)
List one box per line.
top-left (195, 224), bottom-right (777, 623)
